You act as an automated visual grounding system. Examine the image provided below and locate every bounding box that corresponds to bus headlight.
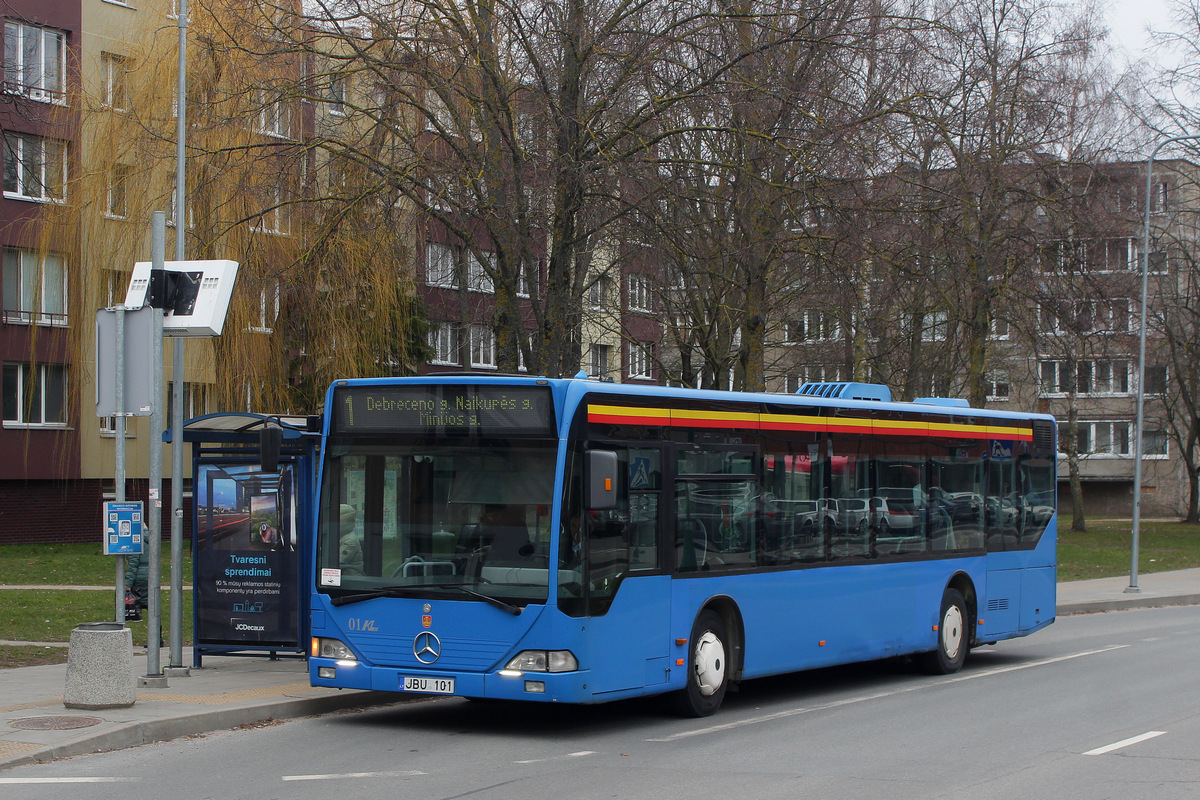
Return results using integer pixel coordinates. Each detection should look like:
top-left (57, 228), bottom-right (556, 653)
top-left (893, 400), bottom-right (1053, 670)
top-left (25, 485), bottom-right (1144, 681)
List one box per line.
top-left (312, 637), bottom-right (357, 661)
top-left (504, 650), bottom-right (578, 672)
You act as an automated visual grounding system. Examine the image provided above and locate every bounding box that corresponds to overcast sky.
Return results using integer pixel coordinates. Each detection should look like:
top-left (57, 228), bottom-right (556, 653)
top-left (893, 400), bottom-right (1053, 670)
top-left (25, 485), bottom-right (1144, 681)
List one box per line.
top-left (1104, 0), bottom-right (1173, 59)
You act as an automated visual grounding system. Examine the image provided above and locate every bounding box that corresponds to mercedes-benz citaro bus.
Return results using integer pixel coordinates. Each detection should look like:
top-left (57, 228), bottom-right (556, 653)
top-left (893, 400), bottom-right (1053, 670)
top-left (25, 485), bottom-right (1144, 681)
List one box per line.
top-left (308, 376), bottom-right (1057, 716)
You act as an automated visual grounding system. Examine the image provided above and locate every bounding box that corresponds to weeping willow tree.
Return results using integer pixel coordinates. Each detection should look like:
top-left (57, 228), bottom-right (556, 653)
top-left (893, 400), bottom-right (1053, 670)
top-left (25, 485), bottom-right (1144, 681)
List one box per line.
top-left (41, 0), bottom-right (427, 420)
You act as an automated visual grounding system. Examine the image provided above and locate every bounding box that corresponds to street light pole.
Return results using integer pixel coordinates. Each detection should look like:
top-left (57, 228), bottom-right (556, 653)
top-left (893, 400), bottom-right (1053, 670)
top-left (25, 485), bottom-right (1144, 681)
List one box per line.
top-left (167, 0), bottom-right (190, 673)
top-left (1129, 133), bottom-right (1200, 593)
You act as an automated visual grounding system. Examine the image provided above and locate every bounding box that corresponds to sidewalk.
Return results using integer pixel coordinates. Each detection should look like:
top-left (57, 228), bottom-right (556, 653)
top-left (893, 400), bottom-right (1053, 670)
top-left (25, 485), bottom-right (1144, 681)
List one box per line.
top-left (2, 569), bottom-right (1198, 771)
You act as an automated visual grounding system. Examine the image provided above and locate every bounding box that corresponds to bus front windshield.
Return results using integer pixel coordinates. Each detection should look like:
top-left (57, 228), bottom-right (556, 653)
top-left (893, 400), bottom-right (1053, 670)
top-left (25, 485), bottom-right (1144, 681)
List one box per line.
top-left (316, 439), bottom-right (559, 607)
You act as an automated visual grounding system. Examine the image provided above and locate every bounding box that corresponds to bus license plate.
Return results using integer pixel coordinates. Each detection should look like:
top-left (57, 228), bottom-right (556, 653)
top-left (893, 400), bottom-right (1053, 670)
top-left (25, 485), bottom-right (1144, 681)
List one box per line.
top-left (402, 676), bottom-right (455, 694)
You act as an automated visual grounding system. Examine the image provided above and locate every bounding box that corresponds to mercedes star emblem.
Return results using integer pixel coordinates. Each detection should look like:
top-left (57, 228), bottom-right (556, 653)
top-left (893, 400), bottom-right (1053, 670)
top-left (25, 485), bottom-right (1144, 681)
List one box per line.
top-left (413, 631), bottom-right (441, 664)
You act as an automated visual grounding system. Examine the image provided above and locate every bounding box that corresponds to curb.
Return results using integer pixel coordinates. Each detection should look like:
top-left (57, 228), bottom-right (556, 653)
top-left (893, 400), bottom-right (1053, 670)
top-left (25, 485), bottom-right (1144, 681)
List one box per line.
top-left (1057, 594), bottom-right (1200, 615)
top-left (2, 690), bottom-right (399, 770)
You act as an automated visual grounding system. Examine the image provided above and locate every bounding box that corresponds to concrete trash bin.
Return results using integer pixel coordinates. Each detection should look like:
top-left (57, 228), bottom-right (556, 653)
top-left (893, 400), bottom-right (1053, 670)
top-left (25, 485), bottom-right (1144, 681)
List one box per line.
top-left (64, 621), bottom-right (136, 709)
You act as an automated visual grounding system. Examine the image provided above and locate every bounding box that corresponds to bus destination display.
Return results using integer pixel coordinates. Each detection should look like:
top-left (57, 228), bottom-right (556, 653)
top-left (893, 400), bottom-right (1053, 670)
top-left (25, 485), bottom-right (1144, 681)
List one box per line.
top-left (334, 385), bottom-right (554, 435)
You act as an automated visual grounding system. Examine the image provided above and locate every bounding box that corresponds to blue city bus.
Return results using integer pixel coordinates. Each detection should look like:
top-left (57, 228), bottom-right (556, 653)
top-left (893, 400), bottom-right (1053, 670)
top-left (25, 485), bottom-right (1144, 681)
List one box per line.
top-left (308, 376), bottom-right (1057, 715)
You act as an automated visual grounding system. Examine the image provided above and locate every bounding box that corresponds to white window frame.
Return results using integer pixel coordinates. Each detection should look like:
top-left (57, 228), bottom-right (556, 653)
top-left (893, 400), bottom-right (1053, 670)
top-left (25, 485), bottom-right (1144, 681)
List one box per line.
top-left (425, 242), bottom-right (457, 288)
top-left (428, 322), bottom-right (459, 365)
top-left (424, 89), bottom-right (453, 132)
top-left (468, 324), bottom-right (496, 368)
top-left (166, 381), bottom-right (210, 423)
top-left (253, 180), bottom-right (291, 235)
top-left (3, 131), bottom-right (66, 202)
top-left (588, 275), bottom-right (612, 310)
top-left (249, 283), bottom-right (280, 333)
top-left (466, 250), bottom-right (494, 294)
top-left (107, 163), bottom-right (130, 219)
top-left (256, 91), bottom-right (291, 138)
top-left (3, 247), bottom-right (67, 325)
top-left (3, 21), bottom-right (66, 103)
top-left (985, 370), bottom-right (1010, 401)
top-left (589, 342), bottom-right (610, 378)
top-left (786, 310), bottom-right (840, 343)
top-left (627, 274), bottom-right (652, 312)
top-left (100, 52), bottom-right (129, 111)
top-left (2, 362), bottom-right (67, 427)
top-left (920, 310), bottom-right (949, 342)
top-left (328, 75), bottom-right (346, 116)
top-left (628, 341), bottom-right (653, 379)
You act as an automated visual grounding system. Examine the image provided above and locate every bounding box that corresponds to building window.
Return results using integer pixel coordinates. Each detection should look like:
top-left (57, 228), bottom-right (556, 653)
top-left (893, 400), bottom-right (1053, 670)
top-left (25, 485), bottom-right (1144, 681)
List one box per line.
top-left (2, 21), bottom-right (65, 103)
top-left (424, 89), bottom-right (453, 132)
top-left (989, 317), bottom-right (1010, 340)
top-left (328, 75), bottom-right (345, 116)
top-left (107, 164), bottom-right (130, 218)
top-left (986, 371), bottom-right (1010, 400)
top-left (588, 275), bottom-right (612, 310)
top-left (3, 247), bottom-right (67, 325)
top-left (1040, 360), bottom-right (1131, 396)
top-left (785, 310), bottom-right (840, 342)
top-left (1039, 360), bottom-right (1069, 395)
top-left (516, 260), bottom-right (531, 298)
top-left (166, 381), bottom-right (210, 423)
top-left (100, 52), bottom-right (129, 111)
top-left (919, 310), bottom-right (949, 342)
top-left (627, 274), bottom-right (652, 312)
top-left (628, 341), bottom-right (653, 379)
top-left (3, 132), bottom-right (66, 202)
top-left (589, 343), bottom-right (609, 378)
top-left (256, 92), bottom-right (290, 138)
top-left (469, 324), bottom-right (496, 368)
top-left (2, 362), bottom-right (67, 426)
top-left (428, 322), bottom-right (459, 365)
top-left (1062, 421), bottom-right (1131, 457)
top-left (1144, 365), bottom-right (1168, 396)
top-left (1142, 429), bottom-right (1169, 457)
top-left (466, 250), bottom-right (494, 294)
top-left (250, 283), bottom-right (280, 333)
top-left (425, 242), bottom-right (457, 288)
top-left (253, 180), bottom-right (290, 235)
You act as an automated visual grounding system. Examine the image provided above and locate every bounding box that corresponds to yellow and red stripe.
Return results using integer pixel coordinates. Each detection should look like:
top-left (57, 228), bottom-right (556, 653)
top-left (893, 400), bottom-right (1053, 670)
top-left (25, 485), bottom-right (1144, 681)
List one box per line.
top-left (587, 403), bottom-right (1033, 442)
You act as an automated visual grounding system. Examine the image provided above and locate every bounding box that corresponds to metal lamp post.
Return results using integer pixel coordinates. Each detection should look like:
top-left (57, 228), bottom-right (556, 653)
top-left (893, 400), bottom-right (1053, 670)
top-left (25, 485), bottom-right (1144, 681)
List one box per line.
top-left (1129, 133), bottom-right (1200, 593)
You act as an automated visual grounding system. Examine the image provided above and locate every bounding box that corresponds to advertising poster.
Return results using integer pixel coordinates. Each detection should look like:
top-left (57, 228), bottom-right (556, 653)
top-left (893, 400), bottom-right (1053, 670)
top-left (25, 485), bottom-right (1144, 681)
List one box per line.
top-left (194, 462), bottom-right (299, 647)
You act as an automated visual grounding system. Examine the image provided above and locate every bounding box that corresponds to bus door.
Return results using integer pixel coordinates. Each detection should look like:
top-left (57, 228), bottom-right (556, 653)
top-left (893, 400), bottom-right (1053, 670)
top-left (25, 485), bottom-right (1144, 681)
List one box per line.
top-left (566, 446), bottom-right (672, 695)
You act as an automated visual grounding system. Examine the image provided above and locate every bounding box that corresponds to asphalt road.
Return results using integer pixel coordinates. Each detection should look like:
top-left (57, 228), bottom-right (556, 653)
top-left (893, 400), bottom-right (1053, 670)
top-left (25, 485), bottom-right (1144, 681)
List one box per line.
top-left (3, 605), bottom-right (1198, 800)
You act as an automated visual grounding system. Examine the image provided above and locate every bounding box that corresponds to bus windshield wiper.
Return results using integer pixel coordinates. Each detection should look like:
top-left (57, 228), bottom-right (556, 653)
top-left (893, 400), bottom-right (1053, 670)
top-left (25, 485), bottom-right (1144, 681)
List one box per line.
top-left (328, 583), bottom-right (522, 615)
top-left (329, 586), bottom-right (413, 606)
top-left (431, 583), bottom-right (523, 616)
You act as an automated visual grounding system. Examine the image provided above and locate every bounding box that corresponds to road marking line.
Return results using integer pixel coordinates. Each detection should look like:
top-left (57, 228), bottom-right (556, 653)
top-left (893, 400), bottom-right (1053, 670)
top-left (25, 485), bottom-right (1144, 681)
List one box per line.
top-left (516, 750), bottom-right (597, 764)
top-left (282, 771), bottom-right (426, 781)
top-left (0, 777), bottom-right (140, 784)
top-left (647, 645), bottom-right (1129, 742)
top-left (1084, 731), bottom-right (1167, 756)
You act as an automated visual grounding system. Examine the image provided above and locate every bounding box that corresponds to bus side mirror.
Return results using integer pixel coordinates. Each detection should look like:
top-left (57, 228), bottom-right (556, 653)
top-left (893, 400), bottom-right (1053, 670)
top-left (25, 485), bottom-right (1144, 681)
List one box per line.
top-left (585, 450), bottom-right (618, 510)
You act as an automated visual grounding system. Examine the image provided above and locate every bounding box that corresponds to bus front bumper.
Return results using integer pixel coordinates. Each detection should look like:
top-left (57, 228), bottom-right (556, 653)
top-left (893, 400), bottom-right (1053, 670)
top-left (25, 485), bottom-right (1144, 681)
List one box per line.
top-left (310, 658), bottom-right (593, 703)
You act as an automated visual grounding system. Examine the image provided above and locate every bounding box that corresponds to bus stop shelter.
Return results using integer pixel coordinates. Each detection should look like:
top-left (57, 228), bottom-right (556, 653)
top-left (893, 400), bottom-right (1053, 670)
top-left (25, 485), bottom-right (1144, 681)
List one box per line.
top-left (177, 413), bottom-right (319, 666)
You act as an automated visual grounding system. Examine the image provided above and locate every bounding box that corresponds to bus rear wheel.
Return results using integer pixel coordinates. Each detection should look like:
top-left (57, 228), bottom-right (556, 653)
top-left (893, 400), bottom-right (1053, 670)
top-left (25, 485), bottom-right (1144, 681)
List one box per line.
top-left (919, 587), bottom-right (968, 674)
top-left (670, 609), bottom-right (729, 717)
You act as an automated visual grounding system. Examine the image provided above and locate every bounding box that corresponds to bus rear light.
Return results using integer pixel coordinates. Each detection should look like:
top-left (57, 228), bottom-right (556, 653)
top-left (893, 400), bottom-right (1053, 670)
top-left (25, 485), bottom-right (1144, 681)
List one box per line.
top-left (505, 650), bottom-right (579, 672)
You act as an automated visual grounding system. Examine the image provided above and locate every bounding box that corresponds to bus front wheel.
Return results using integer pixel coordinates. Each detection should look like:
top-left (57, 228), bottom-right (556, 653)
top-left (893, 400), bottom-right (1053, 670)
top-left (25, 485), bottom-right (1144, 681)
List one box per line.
top-left (670, 609), bottom-right (729, 717)
top-left (919, 587), bottom-right (968, 674)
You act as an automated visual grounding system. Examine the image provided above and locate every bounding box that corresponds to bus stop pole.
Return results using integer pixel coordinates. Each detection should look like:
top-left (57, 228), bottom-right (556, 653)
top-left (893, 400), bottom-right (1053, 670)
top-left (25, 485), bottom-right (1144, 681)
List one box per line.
top-left (113, 305), bottom-right (126, 623)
